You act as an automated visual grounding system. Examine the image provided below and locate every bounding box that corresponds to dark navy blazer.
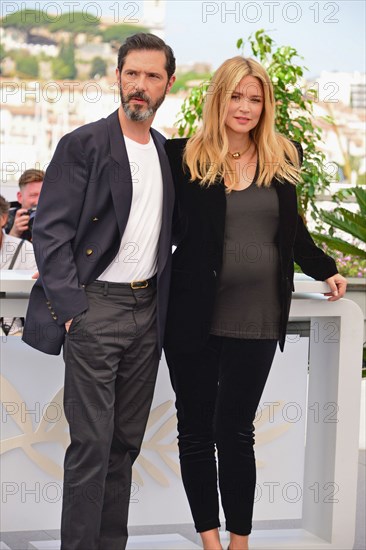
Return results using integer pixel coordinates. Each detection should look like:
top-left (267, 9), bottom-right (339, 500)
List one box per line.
top-left (164, 138), bottom-right (338, 353)
top-left (23, 110), bottom-right (175, 355)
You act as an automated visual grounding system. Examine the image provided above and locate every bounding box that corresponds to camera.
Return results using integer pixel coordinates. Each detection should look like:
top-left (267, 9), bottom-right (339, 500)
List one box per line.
top-left (22, 207), bottom-right (37, 218)
top-left (21, 207), bottom-right (37, 240)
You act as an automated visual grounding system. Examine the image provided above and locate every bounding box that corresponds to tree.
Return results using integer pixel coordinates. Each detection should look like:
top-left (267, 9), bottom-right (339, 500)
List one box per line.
top-left (52, 40), bottom-right (76, 79)
top-left (175, 30), bottom-right (333, 222)
top-left (90, 57), bottom-right (107, 79)
top-left (2, 9), bottom-right (101, 35)
top-left (15, 53), bottom-right (38, 77)
top-left (2, 9), bottom-right (41, 32)
top-left (45, 12), bottom-right (101, 35)
top-left (0, 44), bottom-right (6, 62)
top-left (52, 58), bottom-right (72, 80)
top-left (102, 24), bottom-right (148, 43)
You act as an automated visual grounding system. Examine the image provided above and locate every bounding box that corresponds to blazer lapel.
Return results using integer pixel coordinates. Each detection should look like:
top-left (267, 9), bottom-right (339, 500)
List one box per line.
top-left (151, 128), bottom-right (175, 277)
top-left (106, 110), bottom-right (133, 238)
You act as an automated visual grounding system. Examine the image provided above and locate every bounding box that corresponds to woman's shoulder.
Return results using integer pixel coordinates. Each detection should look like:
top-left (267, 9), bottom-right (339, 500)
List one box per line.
top-left (290, 140), bottom-right (303, 164)
top-left (277, 136), bottom-right (303, 168)
top-left (165, 137), bottom-right (188, 157)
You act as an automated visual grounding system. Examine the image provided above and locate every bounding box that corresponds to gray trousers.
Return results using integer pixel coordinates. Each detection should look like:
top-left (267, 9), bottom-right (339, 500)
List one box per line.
top-left (61, 281), bottom-right (159, 550)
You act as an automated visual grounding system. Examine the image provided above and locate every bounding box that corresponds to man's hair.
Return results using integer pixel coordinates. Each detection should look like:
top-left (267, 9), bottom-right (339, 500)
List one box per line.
top-left (0, 195), bottom-right (10, 217)
top-left (19, 169), bottom-right (45, 190)
top-left (117, 33), bottom-right (176, 80)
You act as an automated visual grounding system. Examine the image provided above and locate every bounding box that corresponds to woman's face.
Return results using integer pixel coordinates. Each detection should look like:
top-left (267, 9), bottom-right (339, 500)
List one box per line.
top-left (224, 75), bottom-right (264, 138)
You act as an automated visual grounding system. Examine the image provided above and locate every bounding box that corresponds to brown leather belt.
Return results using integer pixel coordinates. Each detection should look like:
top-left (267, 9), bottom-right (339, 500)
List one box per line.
top-left (85, 275), bottom-right (157, 294)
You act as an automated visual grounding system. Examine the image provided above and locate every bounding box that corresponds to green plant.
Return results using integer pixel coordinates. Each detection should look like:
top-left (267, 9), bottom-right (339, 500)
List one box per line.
top-left (175, 83), bottom-right (209, 136)
top-left (357, 173), bottom-right (366, 185)
top-left (175, 30), bottom-right (333, 222)
top-left (171, 71), bottom-right (212, 94)
top-left (89, 57), bottom-right (107, 79)
top-left (312, 187), bottom-right (366, 259)
top-left (0, 44), bottom-right (6, 62)
top-left (52, 40), bottom-right (76, 80)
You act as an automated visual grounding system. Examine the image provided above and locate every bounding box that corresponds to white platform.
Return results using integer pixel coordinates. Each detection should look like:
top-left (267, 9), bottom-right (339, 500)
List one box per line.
top-left (26, 527), bottom-right (363, 550)
top-left (28, 534), bottom-right (201, 550)
top-left (1, 272), bottom-right (363, 550)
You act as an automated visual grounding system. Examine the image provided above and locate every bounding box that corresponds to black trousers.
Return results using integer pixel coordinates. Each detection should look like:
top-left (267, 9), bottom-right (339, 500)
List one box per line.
top-left (61, 281), bottom-right (159, 550)
top-left (165, 336), bottom-right (277, 536)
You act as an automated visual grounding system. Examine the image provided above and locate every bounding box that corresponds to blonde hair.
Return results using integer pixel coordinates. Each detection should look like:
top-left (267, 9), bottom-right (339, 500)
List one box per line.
top-left (184, 56), bottom-right (301, 190)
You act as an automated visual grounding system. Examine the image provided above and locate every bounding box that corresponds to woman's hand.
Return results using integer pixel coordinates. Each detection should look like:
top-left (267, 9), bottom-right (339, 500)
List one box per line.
top-left (324, 274), bottom-right (347, 301)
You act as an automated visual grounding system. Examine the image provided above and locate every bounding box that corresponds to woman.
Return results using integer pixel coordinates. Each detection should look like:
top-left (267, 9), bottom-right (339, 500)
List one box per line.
top-left (164, 56), bottom-right (346, 550)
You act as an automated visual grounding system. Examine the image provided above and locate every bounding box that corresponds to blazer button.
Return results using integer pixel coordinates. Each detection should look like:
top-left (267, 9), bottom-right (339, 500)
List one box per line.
top-left (52, 315), bottom-right (58, 320)
top-left (92, 217), bottom-right (99, 222)
top-left (86, 248), bottom-right (93, 256)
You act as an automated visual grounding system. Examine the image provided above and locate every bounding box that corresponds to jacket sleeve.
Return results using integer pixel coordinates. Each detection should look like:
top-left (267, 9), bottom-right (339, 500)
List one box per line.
top-left (293, 215), bottom-right (338, 280)
top-left (32, 131), bottom-right (89, 325)
top-left (292, 141), bottom-right (338, 280)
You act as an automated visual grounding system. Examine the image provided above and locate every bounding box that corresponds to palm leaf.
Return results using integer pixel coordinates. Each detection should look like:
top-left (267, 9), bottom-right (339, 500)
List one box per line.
top-left (312, 233), bottom-right (366, 258)
top-left (336, 208), bottom-right (365, 229)
top-left (320, 209), bottom-right (366, 242)
top-left (353, 187), bottom-right (366, 215)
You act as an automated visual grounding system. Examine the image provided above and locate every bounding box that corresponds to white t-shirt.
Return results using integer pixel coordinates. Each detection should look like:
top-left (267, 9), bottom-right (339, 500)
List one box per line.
top-left (0, 231), bottom-right (37, 271)
top-left (98, 134), bottom-right (163, 282)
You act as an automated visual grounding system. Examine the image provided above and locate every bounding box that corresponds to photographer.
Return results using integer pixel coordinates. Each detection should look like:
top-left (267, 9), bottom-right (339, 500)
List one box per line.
top-left (1, 195), bottom-right (37, 336)
top-left (6, 168), bottom-right (44, 242)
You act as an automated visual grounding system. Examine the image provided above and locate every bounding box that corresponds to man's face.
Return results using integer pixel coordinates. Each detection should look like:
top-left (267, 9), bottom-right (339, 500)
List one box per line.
top-left (17, 181), bottom-right (43, 210)
top-left (117, 49), bottom-right (175, 122)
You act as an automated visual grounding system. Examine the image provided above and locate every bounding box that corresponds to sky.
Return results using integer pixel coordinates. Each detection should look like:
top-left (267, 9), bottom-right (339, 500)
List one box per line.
top-left (2, 0), bottom-right (365, 77)
top-left (164, 0), bottom-right (365, 77)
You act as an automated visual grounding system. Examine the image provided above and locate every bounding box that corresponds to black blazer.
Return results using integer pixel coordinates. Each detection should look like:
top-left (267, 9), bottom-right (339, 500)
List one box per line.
top-left (23, 110), bottom-right (175, 355)
top-left (164, 138), bottom-right (337, 353)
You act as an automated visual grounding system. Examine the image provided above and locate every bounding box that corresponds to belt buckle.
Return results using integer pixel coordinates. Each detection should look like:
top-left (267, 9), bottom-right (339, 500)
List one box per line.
top-left (130, 280), bottom-right (148, 290)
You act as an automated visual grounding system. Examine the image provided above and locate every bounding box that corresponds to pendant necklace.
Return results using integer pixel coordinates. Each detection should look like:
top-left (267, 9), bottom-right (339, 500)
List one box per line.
top-left (229, 142), bottom-right (252, 159)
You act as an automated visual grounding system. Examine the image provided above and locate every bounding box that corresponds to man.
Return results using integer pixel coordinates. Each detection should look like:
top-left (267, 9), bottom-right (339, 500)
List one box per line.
top-left (6, 168), bottom-right (44, 241)
top-left (23, 33), bottom-right (176, 550)
top-left (1, 195), bottom-right (37, 335)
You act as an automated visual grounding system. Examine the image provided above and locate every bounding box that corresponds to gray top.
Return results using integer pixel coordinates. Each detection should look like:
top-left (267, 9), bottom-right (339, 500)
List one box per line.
top-left (210, 182), bottom-right (281, 339)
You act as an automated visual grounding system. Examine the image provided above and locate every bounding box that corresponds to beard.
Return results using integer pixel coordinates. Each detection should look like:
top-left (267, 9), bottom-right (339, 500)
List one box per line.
top-left (120, 87), bottom-right (167, 122)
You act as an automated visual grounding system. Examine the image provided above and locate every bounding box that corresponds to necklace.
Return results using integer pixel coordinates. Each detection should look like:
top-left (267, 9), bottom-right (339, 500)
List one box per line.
top-left (229, 142), bottom-right (252, 159)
